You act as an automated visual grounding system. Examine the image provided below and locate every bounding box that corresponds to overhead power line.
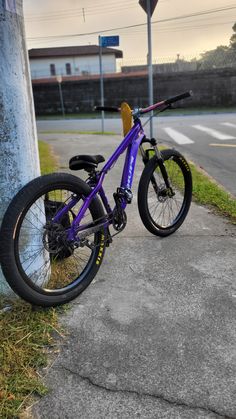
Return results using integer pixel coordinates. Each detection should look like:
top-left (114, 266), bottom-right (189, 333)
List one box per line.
top-left (26, 0), bottom-right (137, 16)
top-left (27, 5), bottom-right (236, 42)
top-left (25, 0), bottom-right (138, 21)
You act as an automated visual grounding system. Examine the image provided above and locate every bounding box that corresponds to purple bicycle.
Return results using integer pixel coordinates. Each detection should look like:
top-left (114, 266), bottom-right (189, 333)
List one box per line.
top-left (0, 92), bottom-right (192, 307)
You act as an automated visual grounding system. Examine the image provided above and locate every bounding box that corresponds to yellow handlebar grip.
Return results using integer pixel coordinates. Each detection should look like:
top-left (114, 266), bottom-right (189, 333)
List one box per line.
top-left (121, 102), bottom-right (132, 136)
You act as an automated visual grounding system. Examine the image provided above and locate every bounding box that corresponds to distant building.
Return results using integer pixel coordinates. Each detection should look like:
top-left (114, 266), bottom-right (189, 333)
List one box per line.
top-left (28, 45), bottom-right (123, 80)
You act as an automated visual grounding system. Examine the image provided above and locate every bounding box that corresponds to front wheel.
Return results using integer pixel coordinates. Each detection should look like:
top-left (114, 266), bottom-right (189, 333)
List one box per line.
top-left (138, 149), bottom-right (192, 237)
top-left (0, 173), bottom-right (106, 307)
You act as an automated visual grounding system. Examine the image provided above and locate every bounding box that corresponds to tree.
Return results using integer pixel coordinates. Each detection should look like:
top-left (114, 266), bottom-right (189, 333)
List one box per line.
top-left (198, 45), bottom-right (232, 69)
top-left (196, 23), bottom-right (236, 69)
top-left (230, 22), bottom-right (236, 49)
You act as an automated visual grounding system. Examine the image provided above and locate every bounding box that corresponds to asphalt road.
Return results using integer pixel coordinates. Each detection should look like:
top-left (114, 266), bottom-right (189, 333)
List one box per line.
top-left (37, 112), bottom-right (236, 196)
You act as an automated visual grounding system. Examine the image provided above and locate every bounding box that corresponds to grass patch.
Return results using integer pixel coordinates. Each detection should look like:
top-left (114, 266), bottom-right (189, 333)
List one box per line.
top-left (146, 147), bottom-right (236, 222)
top-left (36, 107), bottom-right (236, 120)
top-left (0, 141), bottom-right (60, 418)
top-left (39, 130), bottom-right (117, 135)
top-left (189, 162), bottom-right (236, 223)
top-left (38, 140), bottom-right (58, 174)
top-left (159, 106), bottom-right (236, 117)
top-left (36, 112), bottom-right (120, 120)
top-left (0, 303), bottom-right (64, 418)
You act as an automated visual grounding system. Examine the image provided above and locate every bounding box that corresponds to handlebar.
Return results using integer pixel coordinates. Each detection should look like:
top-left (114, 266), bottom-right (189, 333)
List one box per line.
top-left (94, 90), bottom-right (193, 115)
top-left (164, 91), bottom-right (193, 106)
top-left (139, 90), bottom-right (193, 115)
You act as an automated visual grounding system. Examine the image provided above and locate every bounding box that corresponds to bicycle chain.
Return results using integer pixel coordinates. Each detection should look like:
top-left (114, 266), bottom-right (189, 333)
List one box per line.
top-left (74, 213), bottom-right (125, 250)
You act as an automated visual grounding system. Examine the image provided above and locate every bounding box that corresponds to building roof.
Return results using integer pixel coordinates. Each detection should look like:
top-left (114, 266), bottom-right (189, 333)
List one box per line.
top-left (29, 45), bottom-right (123, 59)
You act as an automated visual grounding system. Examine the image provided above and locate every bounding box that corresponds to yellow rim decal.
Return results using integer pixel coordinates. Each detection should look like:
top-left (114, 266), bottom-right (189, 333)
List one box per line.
top-left (96, 234), bottom-right (105, 265)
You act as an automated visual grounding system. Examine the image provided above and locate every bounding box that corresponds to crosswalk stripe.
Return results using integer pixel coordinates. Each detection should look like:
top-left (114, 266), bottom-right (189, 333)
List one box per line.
top-left (221, 122), bottom-right (236, 129)
top-left (192, 124), bottom-right (236, 140)
top-left (163, 127), bottom-right (194, 145)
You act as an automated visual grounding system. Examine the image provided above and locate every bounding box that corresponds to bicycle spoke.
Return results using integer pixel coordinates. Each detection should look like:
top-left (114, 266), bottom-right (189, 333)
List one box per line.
top-left (15, 184), bottom-right (102, 293)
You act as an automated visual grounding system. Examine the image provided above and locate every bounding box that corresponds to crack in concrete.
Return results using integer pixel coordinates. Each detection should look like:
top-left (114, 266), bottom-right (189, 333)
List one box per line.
top-left (57, 364), bottom-right (234, 419)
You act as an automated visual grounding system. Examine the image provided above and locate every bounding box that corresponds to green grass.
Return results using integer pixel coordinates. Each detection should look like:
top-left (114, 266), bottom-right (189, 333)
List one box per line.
top-left (0, 303), bottom-right (64, 418)
top-left (36, 112), bottom-right (119, 120)
top-left (0, 141), bottom-right (60, 419)
top-left (36, 107), bottom-right (236, 120)
top-left (39, 130), bottom-right (117, 135)
top-left (38, 140), bottom-right (58, 174)
top-left (189, 162), bottom-right (236, 223)
top-left (159, 106), bottom-right (236, 117)
top-left (147, 147), bottom-right (236, 223)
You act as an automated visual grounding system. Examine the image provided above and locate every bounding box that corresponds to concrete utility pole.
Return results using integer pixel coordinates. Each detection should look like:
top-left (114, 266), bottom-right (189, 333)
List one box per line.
top-left (0, 1), bottom-right (41, 293)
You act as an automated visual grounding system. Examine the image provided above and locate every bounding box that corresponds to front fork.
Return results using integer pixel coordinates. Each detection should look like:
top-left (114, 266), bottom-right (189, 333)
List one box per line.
top-left (139, 138), bottom-right (173, 194)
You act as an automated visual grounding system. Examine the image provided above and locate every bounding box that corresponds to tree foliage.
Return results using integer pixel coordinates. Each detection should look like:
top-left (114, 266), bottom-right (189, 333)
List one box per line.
top-left (197, 23), bottom-right (236, 68)
top-left (230, 22), bottom-right (236, 48)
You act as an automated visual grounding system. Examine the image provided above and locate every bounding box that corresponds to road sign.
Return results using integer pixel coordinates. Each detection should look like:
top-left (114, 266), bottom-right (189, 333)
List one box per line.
top-left (139, 0), bottom-right (158, 16)
top-left (139, 0), bottom-right (159, 138)
top-left (100, 35), bottom-right (119, 47)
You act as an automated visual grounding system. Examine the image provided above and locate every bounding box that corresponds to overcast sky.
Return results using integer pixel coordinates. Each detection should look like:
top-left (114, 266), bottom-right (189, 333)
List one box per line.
top-left (23, 0), bottom-right (235, 64)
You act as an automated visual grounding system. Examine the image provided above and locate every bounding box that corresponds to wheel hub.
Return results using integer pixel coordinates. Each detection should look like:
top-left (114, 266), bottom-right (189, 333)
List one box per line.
top-left (157, 185), bottom-right (175, 202)
top-left (43, 223), bottom-right (73, 259)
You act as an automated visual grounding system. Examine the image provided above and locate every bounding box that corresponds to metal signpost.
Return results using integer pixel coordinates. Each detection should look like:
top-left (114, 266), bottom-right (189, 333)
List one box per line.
top-left (139, 0), bottom-right (158, 138)
top-left (56, 75), bottom-right (65, 117)
top-left (98, 35), bottom-right (119, 133)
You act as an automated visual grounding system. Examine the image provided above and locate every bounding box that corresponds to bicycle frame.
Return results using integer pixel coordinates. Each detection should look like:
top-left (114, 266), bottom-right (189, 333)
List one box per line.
top-left (52, 89), bottom-right (193, 241)
top-left (53, 119), bottom-right (145, 241)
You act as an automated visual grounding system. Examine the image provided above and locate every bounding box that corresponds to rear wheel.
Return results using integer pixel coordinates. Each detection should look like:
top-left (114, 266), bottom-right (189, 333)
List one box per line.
top-left (138, 149), bottom-right (192, 237)
top-left (0, 173), bottom-right (106, 307)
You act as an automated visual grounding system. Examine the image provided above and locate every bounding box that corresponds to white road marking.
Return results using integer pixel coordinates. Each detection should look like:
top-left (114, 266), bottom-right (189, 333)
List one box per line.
top-left (221, 122), bottom-right (236, 129)
top-left (192, 125), bottom-right (236, 140)
top-left (163, 127), bottom-right (194, 145)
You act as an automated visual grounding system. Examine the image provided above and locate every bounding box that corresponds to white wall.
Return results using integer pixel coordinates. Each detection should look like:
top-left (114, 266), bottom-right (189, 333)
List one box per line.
top-left (30, 54), bottom-right (117, 79)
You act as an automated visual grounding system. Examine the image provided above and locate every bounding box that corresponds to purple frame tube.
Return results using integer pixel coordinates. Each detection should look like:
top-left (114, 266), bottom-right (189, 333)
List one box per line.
top-left (55, 120), bottom-right (145, 241)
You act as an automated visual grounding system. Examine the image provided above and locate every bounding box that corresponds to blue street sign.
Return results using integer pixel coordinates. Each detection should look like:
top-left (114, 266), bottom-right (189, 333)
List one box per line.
top-left (100, 35), bottom-right (119, 47)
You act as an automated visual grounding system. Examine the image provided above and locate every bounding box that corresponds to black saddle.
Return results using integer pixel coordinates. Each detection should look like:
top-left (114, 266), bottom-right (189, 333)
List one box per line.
top-left (69, 154), bottom-right (105, 172)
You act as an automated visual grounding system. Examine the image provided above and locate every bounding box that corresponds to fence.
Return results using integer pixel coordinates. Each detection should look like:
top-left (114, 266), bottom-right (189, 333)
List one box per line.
top-left (120, 51), bottom-right (236, 74)
top-left (29, 51), bottom-right (236, 81)
top-left (30, 50), bottom-right (236, 81)
top-left (32, 67), bottom-right (236, 115)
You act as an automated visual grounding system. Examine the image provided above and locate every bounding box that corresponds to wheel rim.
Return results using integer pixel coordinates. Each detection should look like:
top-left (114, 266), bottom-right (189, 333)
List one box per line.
top-left (15, 187), bottom-right (99, 294)
top-left (147, 157), bottom-right (187, 229)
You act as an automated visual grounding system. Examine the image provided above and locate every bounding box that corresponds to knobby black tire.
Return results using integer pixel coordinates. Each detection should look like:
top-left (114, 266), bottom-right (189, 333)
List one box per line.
top-left (0, 173), bottom-right (106, 307)
top-left (138, 149), bottom-right (192, 237)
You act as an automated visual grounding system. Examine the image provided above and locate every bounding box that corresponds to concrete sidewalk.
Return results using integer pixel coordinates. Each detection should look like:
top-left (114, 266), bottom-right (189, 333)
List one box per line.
top-left (32, 134), bottom-right (236, 419)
